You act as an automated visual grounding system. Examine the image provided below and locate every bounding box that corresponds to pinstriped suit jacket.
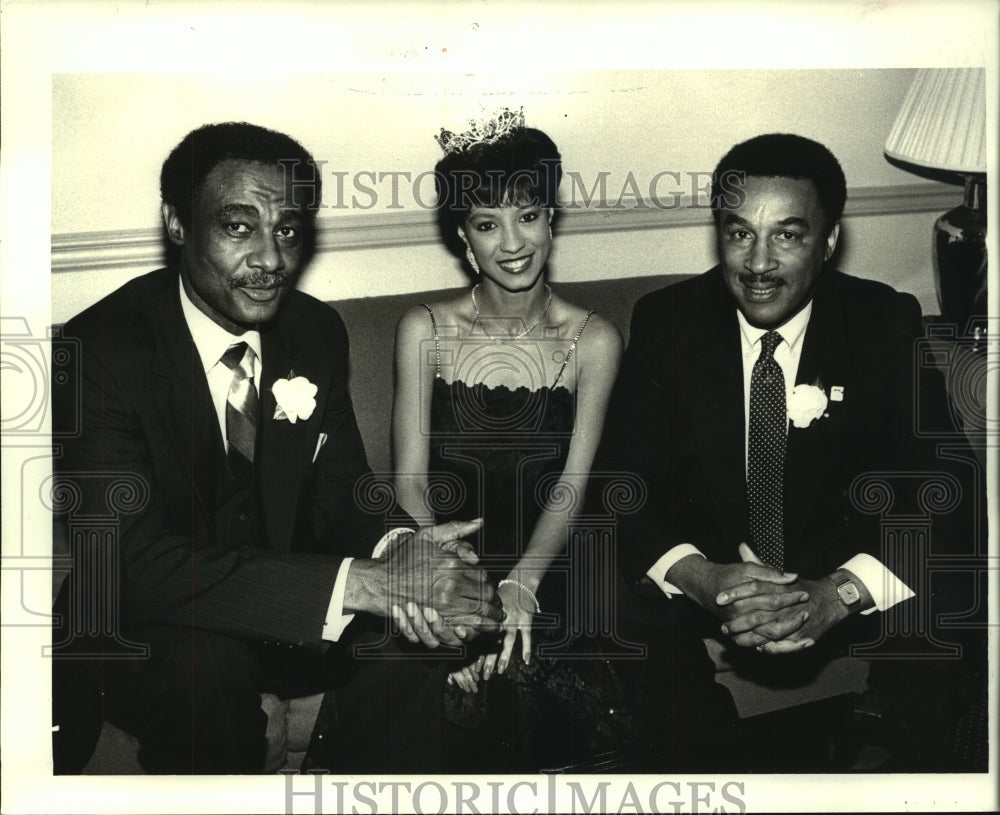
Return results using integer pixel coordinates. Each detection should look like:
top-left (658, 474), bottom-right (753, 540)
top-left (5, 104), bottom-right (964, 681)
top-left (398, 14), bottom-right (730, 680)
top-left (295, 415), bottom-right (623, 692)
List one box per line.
top-left (54, 267), bottom-right (384, 647)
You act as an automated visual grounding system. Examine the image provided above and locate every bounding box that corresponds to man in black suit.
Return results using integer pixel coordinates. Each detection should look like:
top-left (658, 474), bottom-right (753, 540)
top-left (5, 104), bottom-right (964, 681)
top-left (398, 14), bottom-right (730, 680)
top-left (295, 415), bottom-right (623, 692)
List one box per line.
top-left (599, 133), bottom-right (982, 770)
top-left (52, 122), bottom-right (502, 774)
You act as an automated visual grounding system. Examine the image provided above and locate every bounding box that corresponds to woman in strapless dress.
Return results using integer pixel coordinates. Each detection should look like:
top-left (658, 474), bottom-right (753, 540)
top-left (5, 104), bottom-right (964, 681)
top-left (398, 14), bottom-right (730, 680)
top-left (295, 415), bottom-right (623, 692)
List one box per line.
top-left (391, 109), bottom-right (628, 772)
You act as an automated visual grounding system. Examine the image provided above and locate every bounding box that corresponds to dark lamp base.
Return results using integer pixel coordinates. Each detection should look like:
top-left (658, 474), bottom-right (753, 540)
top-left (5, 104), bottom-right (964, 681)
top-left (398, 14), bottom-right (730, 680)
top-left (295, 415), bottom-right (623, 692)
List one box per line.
top-left (934, 174), bottom-right (987, 347)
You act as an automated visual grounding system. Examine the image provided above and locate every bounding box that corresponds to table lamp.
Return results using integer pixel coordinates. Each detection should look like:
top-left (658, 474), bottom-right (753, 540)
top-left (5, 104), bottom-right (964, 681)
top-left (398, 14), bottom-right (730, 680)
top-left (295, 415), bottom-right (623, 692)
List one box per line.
top-left (884, 68), bottom-right (987, 344)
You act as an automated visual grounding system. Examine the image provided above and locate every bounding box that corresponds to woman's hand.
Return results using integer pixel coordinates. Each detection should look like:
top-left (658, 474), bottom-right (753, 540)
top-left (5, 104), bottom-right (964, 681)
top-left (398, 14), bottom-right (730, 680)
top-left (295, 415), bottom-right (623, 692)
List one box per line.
top-left (396, 576), bottom-right (539, 688)
top-left (493, 579), bottom-right (536, 675)
top-left (447, 655), bottom-right (486, 694)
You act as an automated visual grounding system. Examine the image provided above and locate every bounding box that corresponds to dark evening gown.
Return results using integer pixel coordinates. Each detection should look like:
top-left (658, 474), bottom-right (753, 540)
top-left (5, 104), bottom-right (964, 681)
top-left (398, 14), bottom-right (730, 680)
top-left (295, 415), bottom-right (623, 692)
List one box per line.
top-left (421, 305), bottom-right (635, 773)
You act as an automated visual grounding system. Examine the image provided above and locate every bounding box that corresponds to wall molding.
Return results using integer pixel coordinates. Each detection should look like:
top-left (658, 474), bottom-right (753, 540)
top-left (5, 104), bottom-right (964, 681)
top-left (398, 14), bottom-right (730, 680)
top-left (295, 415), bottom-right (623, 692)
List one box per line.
top-left (51, 182), bottom-right (960, 274)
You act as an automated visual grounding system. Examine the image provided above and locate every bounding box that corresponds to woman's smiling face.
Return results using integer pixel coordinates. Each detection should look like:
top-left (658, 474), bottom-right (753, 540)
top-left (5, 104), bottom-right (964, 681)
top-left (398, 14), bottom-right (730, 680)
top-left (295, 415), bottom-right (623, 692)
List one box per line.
top-left (459, 204), bottom-right (553, 292)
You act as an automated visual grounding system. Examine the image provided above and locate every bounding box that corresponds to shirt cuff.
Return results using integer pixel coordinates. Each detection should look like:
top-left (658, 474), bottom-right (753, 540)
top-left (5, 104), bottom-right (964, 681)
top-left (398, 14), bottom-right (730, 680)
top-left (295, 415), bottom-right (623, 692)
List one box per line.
top-left (839, 553), bottom-right (915, 615)
top-left (322, 557), bottom-right (356, 642)
top-left (321, 528), bottom-right (416, 642)
top-left (373, 526), bottom-right (415, 559)
top-left (646, 543), bottom-right (706, 598)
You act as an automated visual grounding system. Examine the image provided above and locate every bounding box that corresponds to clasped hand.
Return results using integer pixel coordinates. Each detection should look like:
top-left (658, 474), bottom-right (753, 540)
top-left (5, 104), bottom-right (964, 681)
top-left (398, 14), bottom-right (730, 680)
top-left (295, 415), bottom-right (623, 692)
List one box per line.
top-left (691, 544), bottom-right (844, 654)
top-left (381, 519), bottom-right (504, 648)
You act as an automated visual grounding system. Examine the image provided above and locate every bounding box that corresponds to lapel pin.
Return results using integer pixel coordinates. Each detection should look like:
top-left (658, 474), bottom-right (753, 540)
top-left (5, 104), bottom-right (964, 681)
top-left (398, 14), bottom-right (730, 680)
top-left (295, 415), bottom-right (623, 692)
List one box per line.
top-left (830, 386), bottom-right (844, 402)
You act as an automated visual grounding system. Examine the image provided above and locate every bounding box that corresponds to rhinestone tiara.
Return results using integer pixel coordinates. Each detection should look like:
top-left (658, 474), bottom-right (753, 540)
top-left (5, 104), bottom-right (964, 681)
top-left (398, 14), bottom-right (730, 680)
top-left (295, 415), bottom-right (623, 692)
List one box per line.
top-left (434, 106), bottom-right (526, 155)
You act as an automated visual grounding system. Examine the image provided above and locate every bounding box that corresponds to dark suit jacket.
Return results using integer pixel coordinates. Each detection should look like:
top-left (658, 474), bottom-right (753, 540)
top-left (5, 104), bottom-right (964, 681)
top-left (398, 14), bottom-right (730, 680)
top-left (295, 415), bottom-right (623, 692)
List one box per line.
top-left (600, 266), bottom-right (971, 585)
top-left (53, 268), bottom-right (384, 648)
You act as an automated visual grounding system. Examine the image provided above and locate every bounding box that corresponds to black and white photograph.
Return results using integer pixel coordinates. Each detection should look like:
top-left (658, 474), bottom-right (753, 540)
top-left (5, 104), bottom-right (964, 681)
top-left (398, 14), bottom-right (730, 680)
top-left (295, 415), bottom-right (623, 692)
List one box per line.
top-left (1, 2), bottom-right (996, 813)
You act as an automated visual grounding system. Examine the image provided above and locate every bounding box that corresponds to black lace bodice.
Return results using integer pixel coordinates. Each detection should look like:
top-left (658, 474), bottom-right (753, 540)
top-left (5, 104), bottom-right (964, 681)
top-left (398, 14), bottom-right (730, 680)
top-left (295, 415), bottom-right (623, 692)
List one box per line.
top-left (427, 377), bottom-right (575, 579)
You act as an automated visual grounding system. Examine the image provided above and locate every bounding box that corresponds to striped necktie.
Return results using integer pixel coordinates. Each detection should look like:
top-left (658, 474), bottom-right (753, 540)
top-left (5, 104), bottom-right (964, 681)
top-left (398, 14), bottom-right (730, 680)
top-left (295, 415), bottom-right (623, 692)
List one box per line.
top-left (220, 342), bottom-right (259, 473)
top-left (747, 330), bottom-right (786, 569)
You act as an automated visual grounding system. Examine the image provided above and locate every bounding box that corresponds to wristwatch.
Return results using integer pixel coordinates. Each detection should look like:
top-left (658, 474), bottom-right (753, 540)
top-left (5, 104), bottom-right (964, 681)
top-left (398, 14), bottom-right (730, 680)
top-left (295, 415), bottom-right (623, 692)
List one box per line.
top-left (835, 576), bottom-right (862, 609)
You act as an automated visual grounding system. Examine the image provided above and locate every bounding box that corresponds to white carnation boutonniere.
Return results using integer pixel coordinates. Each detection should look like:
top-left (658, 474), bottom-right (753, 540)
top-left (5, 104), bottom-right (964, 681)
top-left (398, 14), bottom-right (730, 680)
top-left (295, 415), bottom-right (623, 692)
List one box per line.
top-left (787, 382), bottom-right (830, 429)
top-left (272, 371), bottom-right (317, 424)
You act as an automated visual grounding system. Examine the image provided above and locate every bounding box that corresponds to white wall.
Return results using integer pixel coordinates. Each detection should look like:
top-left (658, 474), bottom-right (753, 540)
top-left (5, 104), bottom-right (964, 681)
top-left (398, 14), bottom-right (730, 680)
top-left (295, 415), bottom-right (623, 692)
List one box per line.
top-left (51, 69), bottom-right (959, 322)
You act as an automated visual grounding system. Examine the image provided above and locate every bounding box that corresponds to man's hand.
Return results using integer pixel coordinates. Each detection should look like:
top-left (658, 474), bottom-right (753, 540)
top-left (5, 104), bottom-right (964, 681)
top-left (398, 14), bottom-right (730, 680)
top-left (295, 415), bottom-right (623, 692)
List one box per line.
top-left (399, 575), bottom-right (537, 681)
top-left (347, 519), bottom-right (503, 648)
top-left (719, 574), bottom-right (843, 652)
top-left (666, 546), bottom-right (811, 646)
top-left (716, 548), bottom-right (869, 653)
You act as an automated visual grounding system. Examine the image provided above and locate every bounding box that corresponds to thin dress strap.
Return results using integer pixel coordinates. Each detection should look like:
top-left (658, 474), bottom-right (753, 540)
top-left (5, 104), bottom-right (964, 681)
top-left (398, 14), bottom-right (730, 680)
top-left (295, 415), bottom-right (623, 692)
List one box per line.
top-left (420, 303), bottom-right (442, 378)
top-left (552, 310), bottom-right (595, 388)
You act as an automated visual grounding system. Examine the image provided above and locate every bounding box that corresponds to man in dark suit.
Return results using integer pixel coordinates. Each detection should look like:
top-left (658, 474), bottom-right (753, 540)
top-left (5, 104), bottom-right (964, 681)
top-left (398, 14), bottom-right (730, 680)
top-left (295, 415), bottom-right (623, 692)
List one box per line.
top-left (52, 122), bottom-right (502, 774)
top-left (599, 133), bottom-right (983, 770)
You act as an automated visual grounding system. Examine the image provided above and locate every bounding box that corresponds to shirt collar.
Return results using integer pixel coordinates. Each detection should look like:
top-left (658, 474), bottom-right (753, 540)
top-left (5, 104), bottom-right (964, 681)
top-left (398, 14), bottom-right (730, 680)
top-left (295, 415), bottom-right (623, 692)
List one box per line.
top-left (736, 300), bottom-right (813, 355)
top-left (178, 275), bottom-right (263, 373)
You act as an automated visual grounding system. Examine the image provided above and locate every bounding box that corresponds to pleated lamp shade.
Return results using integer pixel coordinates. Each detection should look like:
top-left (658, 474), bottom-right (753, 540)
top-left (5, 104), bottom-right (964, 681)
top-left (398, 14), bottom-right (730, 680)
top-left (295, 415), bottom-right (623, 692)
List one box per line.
top-left (884, 68), bottom-right (987, 173)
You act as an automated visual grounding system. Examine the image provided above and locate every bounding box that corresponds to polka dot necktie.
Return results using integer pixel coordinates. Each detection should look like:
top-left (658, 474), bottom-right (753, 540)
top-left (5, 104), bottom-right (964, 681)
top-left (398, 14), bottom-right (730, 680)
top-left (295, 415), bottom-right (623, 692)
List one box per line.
top-left (220, 342), bottom-right (259, 474)
top-left (747, 331), bottom-right (786, 569)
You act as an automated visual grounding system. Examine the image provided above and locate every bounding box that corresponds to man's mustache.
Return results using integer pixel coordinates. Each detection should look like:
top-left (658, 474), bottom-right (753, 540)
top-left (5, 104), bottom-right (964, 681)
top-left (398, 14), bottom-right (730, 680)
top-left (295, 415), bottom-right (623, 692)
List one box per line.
top-left (229, 272), bottom-right (290, 289)
top-left (739, 274), bottom-right (786, 287)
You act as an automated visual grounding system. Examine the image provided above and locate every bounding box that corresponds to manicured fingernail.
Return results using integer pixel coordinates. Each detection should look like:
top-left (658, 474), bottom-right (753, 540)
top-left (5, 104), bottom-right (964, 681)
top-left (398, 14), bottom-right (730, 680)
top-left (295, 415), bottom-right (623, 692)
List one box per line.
top-left (717, 593), bottom-right (729, 604)
top-left (498, 661), bottom-right (507, 674)
top-left (801, 639), bottom-right (815, 648)
top-left (720, 624), bottom-right (729, 635)
top-left (799, 592), bottom-right (809, 602)
top-left (783, 572), bottom-right (797, 579)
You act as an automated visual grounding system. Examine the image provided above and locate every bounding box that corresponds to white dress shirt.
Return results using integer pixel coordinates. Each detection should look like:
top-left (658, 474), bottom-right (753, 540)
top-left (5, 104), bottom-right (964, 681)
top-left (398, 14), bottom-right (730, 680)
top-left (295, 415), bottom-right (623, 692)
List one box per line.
top-left (178, 277), bottom-right (263, 447)
top-left (646, 301), bottom-right (914, 613)
top-left (178, 277), bottom-right (380, 641)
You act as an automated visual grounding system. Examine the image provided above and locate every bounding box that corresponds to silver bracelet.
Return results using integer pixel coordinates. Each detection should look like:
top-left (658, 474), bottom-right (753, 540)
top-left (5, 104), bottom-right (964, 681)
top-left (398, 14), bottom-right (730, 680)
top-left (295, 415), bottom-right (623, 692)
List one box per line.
top-left (498, 579), bottom-right (541, 613)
